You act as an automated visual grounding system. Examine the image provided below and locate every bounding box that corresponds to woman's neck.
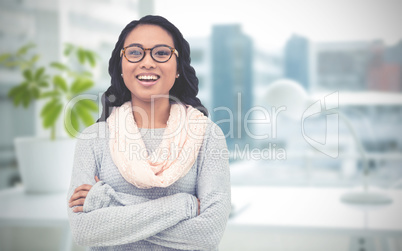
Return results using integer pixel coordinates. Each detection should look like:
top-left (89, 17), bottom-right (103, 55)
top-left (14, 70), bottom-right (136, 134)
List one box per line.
top-left (130, 97), bottom-right (171, 129)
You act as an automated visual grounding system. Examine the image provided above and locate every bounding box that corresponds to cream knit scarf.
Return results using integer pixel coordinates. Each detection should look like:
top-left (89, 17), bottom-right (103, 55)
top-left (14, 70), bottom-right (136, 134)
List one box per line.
top-left (107, 101), bottom-right (208, 189)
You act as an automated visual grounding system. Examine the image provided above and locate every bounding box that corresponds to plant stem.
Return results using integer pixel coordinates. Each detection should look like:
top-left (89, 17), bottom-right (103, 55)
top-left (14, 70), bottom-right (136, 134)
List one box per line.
top-left (51, 125), bottom-right (56, 140)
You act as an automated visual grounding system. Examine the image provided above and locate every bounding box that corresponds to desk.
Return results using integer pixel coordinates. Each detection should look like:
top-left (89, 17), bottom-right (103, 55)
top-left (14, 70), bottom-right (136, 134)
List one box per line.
top-left (226, 186), bottom-right (402, 251)
top-left (0, 187), bottom-right (71, 251)
top-left (1, 186), bottom-right (401, 251)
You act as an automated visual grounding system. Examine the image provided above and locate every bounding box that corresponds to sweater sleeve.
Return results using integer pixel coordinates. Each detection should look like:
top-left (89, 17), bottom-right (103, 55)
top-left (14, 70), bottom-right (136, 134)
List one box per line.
top-left (144, 122), bottom-right (232, 250)
top-left (67, 125), bottom-right (198, 247)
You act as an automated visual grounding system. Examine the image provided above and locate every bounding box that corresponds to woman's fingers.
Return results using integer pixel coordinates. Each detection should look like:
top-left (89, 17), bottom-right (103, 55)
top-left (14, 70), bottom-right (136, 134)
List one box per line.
top-left (69, 178), bottom-right (99, 212)
top-left (69, 190), bottom-right (90, 203)
top-left (69, 198), bottom-right (86, 208)
top-left (72, 206), bottom-right (84, 213)
top-left (69, 187), bottom-right (91, 213)
top-left (73, 184), bottom-right (92, 193)
top-left (69, 183), bottom-right (95, 213)
top-left (69, 185), bottom-right (92, 202)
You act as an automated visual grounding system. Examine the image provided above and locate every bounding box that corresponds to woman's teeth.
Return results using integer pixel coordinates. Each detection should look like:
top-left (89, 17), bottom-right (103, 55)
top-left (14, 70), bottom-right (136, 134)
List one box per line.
top-left (137, 75), bottom-right (159, 81)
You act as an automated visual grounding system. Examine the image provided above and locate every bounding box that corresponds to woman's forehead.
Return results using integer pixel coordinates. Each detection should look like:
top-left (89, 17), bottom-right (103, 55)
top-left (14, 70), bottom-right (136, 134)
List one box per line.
top-left (124, 24), bottom-right (174, 48)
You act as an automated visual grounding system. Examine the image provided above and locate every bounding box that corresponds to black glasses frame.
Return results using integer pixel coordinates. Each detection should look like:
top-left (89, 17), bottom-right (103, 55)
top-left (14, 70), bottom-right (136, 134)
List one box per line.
top-left (120, 45), bottom-right (179, 63)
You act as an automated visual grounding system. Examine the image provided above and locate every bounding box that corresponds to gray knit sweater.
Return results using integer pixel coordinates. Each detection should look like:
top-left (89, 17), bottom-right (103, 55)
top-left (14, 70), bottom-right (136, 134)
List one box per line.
top-left (67, 120), bottom-right (231, 250)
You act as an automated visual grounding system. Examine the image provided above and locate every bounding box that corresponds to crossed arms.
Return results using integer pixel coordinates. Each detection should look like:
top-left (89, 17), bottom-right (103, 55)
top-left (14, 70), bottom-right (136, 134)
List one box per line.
top-left (67, 122), bottom-right (231, 250)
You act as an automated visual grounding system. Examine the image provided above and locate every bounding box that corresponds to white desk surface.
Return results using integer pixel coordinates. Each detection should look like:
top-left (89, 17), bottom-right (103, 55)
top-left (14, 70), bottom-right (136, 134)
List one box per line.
top-left (0, 187), bottom-right (72, 251)
top-left (1, 186), bottom-right (401, 237)
top-left (229, 186), bottom-right (402, 237)
top-left (0, 187), bottom-right (68, 227)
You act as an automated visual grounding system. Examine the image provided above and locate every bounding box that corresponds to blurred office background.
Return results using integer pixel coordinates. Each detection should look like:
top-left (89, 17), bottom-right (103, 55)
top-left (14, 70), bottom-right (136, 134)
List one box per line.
top-left (0, 0), bottom-right (401, 250)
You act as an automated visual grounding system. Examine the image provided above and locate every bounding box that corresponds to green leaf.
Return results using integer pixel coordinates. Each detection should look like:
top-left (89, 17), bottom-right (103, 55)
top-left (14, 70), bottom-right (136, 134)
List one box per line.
top-left (34, 67), bottom-right (45, 80)
top-left (50, 62), bottom-right (69, 71)
top-left (8, 85), bottom-right (25, 99)
top-left (85, 50), bottom-right (96, 67)
top-left (4, 61), bottom-right (19, 68)
top-left (75, 103), bottom-right (94, 127)
top-left (30, 54), bottom-right (40, 65)
top-left (9, 83), bottom-right (29, 107)
top-left (40, 90), bottom-right (59, 99)
top-left (0, 53), bottom-right (11, 63)
top-left (32, 87), bottom-right (40, 99)
top-left (41, 99), bottom-right (59, 117)
top-left (38, 81), bottom-right (49, 87)
top-left (53, 75), bottom-right (68, 92)
top-left (64, 43), bottom-right (74, 57)
top-left (77, 99), bottom-right (98, 111)
top-left (21, 92), bottom-right (32, 108)
top-left (64, 107), bottom-right (80, 137)
top-left (77, 48), bottom-right (86, 64)
top-left (71, 109), bottom-right (79, 132)
top-left (17, 43), bottom-right (35, 56)
top-left (13, 90), bottom-right (26, 106)
top-left (70, 78), bottom-right (93, 94)
top-left (42, 103), bottom-right (63, 128)
top-left (23, 69), bottom-right (33, 81)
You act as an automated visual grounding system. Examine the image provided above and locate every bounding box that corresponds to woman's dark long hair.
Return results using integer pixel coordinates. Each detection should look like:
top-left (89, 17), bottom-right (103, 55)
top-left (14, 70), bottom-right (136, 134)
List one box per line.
top-left (97, 15), bottom-right (208, 122)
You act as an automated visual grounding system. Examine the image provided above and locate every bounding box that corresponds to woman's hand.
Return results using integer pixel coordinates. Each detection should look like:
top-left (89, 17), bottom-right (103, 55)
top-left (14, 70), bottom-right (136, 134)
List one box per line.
top-left (69, 176), bottom-right (100, 213)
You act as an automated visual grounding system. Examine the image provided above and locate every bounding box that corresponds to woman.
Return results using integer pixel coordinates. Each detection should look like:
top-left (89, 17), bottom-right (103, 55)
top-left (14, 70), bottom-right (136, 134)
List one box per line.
top-left (67, 15), bottom-right (231, 250)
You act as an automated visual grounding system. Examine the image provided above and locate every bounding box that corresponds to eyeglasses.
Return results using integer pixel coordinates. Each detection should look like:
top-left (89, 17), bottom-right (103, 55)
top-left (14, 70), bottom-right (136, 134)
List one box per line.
top-left (120, 45), bottom-right (179, 63)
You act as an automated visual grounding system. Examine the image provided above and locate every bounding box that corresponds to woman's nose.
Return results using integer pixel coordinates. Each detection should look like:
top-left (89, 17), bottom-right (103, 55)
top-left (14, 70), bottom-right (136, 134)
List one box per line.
top-left (139, 51), bottom-right (156, 69)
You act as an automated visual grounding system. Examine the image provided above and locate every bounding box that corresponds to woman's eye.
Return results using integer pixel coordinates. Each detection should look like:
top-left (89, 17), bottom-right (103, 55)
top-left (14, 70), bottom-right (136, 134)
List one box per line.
top-left (154, 50), bottom-right (170, 57)
top-left (128, 50), bottom-right (142, 56)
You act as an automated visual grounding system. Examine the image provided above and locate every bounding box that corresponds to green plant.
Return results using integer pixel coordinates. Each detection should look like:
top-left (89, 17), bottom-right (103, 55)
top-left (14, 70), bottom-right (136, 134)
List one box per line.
top-left (0, 43), bottom-right (99, 139)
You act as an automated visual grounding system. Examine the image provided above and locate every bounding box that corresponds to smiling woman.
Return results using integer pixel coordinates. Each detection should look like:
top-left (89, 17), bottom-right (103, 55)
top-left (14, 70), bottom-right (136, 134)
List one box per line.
top-left (66, 15), bottom-right (231, 250)
top-left (121, 24), bottom-right (178, 111)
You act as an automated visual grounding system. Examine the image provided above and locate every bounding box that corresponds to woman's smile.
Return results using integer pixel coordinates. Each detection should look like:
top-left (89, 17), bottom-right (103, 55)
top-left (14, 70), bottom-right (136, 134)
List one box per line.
top-left (136, 73), bottom-right (160, 87)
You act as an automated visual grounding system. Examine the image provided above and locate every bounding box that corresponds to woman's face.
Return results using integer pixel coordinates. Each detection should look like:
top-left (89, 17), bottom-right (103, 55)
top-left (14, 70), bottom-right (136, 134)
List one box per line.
top-left (121, 24), bottom-right (178, 103)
